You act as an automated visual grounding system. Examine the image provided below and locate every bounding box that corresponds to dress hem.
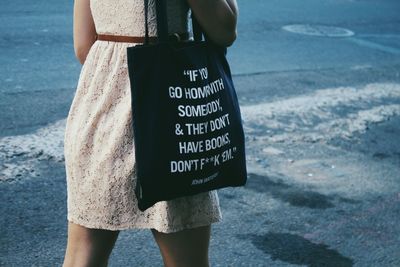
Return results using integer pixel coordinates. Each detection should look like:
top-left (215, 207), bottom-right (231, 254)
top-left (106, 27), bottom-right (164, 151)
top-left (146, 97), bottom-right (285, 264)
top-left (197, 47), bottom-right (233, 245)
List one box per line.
top-left (67, 214), bottom-right (223, 233)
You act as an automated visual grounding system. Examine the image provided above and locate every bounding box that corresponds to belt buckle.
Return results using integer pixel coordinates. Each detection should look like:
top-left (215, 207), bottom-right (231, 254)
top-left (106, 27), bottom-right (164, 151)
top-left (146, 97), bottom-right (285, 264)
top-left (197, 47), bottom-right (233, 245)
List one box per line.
top-left (169, 33), bottom-right (181, 43)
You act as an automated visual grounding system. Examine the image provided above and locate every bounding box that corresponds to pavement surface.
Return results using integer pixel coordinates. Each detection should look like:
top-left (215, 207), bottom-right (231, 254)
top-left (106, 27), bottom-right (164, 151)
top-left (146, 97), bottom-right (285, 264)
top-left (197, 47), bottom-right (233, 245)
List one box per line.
top-left (1, 0), bottom-right (400, 266)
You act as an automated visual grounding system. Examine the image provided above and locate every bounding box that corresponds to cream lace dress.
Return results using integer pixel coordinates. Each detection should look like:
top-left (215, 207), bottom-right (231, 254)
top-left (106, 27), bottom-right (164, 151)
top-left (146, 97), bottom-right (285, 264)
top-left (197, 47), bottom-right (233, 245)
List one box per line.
top-left (63, 0), bottom-right (222, 233)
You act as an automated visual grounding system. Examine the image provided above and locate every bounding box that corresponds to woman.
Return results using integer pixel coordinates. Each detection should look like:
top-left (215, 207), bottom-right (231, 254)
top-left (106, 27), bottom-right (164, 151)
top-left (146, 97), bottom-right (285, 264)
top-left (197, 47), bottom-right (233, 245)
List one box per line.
top-left (62, 0), bottom-right (238, 266)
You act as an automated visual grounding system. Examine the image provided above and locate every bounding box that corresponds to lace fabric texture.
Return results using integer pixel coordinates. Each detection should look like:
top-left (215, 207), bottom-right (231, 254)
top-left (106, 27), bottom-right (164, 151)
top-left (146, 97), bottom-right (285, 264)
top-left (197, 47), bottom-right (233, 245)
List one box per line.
top-left (64, 0), bottom-right (222, 232)
top-left (91, 0), bottom-right (190, 36)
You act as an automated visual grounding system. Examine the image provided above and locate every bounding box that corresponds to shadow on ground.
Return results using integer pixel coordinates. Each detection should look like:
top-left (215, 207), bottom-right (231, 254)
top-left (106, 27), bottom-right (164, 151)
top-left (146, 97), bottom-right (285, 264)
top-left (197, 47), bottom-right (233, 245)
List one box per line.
top-left (245, 173), bottom-right (335, 209)
top-left (240, 232), bottom-right (354, 267)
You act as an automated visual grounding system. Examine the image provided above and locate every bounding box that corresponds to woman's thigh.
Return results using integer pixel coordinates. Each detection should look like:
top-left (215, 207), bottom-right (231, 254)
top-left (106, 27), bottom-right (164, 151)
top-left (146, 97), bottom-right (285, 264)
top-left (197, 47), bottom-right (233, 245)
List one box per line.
top-left (151, 225), bottom-right (211, 267)
top-left (63, 221), bottom-right (120, 267)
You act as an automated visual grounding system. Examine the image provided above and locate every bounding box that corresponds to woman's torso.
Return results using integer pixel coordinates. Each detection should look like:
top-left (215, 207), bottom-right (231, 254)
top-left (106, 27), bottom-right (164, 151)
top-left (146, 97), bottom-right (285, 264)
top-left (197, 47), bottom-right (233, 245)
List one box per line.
top-left (90, 0), bottom-right (190, 36)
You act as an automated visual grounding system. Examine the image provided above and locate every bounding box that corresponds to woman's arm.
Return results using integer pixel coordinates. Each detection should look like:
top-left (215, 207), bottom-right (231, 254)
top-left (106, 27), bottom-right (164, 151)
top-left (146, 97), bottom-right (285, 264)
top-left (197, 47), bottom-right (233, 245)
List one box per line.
top-left (73, 0), bottom-right (97, 64)
top-left (186, 0), bottom-right (238, 47)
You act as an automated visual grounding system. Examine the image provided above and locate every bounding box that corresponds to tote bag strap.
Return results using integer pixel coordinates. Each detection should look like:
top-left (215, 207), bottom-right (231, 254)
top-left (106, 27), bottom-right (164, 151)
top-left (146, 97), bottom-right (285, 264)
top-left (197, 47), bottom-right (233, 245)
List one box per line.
top-left (191, 10), bottom-right (204, 42)
top-left (144, 0), bottom-right (150, 44)
top-left (143, 0), bottom-right (205, 44)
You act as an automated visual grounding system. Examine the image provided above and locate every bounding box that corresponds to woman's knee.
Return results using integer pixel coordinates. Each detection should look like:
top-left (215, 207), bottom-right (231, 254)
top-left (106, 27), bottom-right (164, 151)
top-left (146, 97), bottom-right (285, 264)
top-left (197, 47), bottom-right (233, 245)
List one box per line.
top-left (63, 221), bottom-right (120, 267)
top-left (151, 225), bottom-right (211, 267)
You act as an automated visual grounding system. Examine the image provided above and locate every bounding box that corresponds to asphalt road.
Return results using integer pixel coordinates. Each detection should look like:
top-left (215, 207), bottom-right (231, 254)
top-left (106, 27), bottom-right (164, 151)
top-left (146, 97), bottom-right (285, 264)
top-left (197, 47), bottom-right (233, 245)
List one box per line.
top-left (1, 0), bottom-right (400, 266)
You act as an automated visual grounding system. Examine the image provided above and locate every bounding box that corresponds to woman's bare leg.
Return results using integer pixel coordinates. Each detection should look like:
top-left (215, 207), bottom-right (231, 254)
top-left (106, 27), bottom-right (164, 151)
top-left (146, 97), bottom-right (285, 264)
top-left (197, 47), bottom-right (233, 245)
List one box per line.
top-left (151, 225), bottom-right (211, 267)
top-left (62, 221), bottom-right (120, 267)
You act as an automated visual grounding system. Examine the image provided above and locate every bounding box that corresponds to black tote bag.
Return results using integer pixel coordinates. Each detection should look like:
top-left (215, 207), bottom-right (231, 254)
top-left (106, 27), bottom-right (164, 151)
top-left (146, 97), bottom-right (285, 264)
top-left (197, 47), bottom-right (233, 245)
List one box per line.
top-left (127, 0), bottom-right (247, 211)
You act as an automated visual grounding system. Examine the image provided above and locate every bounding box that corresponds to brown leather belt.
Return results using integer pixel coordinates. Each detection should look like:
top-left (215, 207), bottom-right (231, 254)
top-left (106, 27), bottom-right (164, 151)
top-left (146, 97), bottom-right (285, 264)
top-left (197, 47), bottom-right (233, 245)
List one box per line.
top-left (96, 32), bottom-right (190, 43)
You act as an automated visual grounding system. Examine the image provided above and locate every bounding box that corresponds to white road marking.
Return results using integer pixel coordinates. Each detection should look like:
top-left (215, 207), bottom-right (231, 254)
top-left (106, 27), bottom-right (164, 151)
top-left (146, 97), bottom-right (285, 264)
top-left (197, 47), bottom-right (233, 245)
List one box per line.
top-left (357, 34), bottom-right (400, 39)
top-left (1, 83), bottom-right (400, 180)
top-left (282, 24), bottom-right (355, 37)
top-left (241, 83), bottom-right (400, 142)
top-left (0, 120), bottom-right (66, 180)
top-left (347, 37), bottom-right (400, 55)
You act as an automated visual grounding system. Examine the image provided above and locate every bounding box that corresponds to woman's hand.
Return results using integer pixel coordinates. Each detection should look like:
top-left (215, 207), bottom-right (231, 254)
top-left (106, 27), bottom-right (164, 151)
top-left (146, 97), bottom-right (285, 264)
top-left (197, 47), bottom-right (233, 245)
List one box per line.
top-left (186, 0), bottom-right (238, 47)
top-left (73, 0), bottom-right (97, 64)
